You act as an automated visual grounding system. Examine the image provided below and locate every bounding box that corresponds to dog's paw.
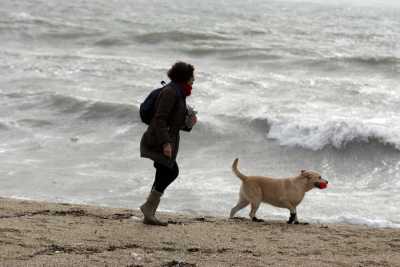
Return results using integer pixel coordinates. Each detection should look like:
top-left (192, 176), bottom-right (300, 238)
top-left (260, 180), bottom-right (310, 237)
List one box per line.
top-left (230, 216), bottom-right (247, 221)
top-left (299, 222), bottom-right (309, 225)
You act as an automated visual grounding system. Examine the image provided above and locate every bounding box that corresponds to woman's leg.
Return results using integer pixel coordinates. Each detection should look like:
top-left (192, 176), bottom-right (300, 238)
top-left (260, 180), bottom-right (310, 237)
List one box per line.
top-left (152, 162), bottom-right (179, 193)
top-left (140, 162), bottom-right (179, 226)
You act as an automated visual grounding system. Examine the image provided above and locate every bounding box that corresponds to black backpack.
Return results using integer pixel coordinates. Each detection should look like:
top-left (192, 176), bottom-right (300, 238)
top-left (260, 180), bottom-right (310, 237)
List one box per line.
top-left (139, 81), bottom-right (168, 125)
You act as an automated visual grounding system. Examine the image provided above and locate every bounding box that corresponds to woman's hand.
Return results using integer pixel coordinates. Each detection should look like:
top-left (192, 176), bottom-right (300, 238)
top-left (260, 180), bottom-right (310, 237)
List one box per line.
top-left (163, 143), bottom-right (172, 158)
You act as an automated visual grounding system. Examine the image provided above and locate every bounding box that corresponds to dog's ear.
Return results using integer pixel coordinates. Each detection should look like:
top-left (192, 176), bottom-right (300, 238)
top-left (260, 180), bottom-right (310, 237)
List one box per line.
top-left (300, 170), bottom-right (310, 178)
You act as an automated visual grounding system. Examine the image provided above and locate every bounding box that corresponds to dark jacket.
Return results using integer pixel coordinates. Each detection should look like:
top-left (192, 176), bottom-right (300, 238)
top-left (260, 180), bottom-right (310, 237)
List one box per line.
top-left (140, 82), bottom-right (190, 168)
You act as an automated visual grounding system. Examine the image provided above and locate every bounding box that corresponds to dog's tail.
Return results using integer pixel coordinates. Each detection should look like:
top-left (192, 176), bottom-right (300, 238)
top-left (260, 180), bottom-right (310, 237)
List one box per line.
top-left (232, 158), bottom-right (247, 182)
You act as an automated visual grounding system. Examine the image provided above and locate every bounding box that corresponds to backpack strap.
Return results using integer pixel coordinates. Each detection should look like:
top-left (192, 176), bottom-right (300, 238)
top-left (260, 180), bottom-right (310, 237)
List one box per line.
top-left (169, 82), bottom-right (185, 100)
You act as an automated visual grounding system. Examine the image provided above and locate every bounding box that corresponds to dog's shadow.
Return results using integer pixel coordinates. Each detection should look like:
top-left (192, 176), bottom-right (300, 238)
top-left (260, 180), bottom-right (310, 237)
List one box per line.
top-left (230, 216), bottom-right (270, 225)
top-left (230, 216), bottom-right (310, 226)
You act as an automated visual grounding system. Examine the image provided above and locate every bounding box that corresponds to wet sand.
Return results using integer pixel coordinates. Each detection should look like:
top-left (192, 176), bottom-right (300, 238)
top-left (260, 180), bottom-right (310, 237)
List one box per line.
top-left (0, 197), bottom-right (399, 267)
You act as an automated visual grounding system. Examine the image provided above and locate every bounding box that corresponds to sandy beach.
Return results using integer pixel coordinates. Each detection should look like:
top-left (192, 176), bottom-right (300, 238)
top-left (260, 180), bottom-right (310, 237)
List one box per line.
top-left (0, 197), bottom-right (399, 267)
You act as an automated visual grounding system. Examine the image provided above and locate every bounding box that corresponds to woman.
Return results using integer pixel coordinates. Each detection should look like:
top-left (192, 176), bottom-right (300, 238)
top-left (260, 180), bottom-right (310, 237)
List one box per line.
top-left (140, 62), bottom-right (197, 226)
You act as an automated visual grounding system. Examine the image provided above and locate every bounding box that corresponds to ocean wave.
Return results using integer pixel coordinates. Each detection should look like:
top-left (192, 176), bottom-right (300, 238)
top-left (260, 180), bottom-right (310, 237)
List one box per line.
top-left (94, 37), bottom-right (130, 47)
top-left (5, 92), bottom-right (400, 151)
top-left (4, 12), bottom-right (102, 42)
top-left (42, 94), bottom-right (140, 124)
top-left (181, 47), bottom-right (282, 61)
top-left (4, 92), bottom-right (141, 125)
top-left (198, 113), bottom-right (400, 151)
top-left (135, 30), bottom-right (235, 44)
top-left (41, 94), bottom-right (90, 114)
top-left (40, 31), bottom-right (99, 41)
top-left (222, 53), bottom-right (282, 61)
top-left (267, 119), bottom-right (400, 151)
top-left (8, 12), bottom-right (94, 32)
top-left (180, 47), bottom-right (240, 57)
top-left (301, 55), bottom-right (400, 69)
top-left (342, 55), bottom-right (400, 66)
top-left (79, 101), bottom-right (138, 123)
top-left (8, 12), bottom-right (57, 27)
top-left (17, 119), bottom-right (53, 128)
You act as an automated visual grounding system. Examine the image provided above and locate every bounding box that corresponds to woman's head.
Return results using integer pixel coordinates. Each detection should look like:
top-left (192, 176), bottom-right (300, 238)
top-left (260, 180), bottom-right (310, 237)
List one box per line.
top-left (167, 62), bottom-right (195, 84)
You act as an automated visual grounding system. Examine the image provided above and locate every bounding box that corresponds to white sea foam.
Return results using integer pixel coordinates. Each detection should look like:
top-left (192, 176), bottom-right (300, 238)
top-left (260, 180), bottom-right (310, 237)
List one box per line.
top-left (314, 215), bottom-right (400, 229)
top-left (267, 118), bottom-right (400, 150)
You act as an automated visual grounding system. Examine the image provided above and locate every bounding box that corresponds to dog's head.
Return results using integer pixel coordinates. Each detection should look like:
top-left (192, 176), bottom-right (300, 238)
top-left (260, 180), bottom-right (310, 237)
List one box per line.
top-left (300, 170), bottom-right (328, 191)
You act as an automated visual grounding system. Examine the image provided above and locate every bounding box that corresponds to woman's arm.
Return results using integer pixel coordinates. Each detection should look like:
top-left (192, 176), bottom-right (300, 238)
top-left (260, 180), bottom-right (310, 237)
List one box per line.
top-left (153, 88), bottom-right (176, 147)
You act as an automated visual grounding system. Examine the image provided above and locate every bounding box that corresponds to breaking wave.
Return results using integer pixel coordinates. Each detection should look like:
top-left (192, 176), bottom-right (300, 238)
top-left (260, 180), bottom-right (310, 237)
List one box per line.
top-left (263, 117), bottom-right (400, 151)
top-left (4, 91), bottom-right (400, 152)
top-left (205, 114), bottom-right (400, 152)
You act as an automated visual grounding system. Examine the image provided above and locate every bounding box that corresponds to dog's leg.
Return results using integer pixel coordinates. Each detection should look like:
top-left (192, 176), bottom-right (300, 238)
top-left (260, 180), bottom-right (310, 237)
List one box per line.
top-left (287, 208), bottom-right (309, 225)
top-left (249, 202), bottom-right (263, 222)
top-left (230, 197), bottom-right (249, 219)
top-left (287, 208), bottom-right (299, 224)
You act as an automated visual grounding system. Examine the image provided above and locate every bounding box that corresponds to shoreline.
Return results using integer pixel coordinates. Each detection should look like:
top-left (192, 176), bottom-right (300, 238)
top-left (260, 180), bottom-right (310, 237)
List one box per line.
top-left (1, 197), bottom-right (399, 267)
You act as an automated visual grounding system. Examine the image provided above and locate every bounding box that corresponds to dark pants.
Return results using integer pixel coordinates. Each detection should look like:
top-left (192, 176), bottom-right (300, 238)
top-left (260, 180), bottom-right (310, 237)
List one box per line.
top-left (151, 161), bottom-right (179, 193)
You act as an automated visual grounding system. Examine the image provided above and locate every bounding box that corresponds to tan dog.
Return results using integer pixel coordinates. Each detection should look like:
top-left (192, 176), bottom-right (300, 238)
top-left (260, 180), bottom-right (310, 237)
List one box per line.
top-left (230, 158), bottom-right (328, 224)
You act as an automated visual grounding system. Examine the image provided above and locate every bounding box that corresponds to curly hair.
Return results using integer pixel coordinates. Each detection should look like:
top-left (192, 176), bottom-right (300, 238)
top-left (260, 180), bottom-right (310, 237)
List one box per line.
top-left (167, 61), bottom-right (195, 83)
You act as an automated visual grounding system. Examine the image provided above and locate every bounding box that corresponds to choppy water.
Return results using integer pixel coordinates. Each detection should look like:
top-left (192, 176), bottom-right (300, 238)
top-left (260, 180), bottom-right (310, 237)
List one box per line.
top-left (0, 0), bottom-right (399, 228)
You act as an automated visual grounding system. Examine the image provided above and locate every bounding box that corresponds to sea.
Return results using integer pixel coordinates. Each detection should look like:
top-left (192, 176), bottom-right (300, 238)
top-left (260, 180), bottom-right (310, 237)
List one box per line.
top-left (0, 0), bottom-right (399, 228)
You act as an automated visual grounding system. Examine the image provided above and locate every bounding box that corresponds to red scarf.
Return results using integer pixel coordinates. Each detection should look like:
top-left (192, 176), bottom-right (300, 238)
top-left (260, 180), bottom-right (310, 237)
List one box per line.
top-left (181, 83), bottom-right (192, 97)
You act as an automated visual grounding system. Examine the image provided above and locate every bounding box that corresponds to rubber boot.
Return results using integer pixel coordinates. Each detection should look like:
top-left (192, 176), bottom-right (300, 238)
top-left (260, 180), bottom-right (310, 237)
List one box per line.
top-left (140, 190), bottom-right (168, 226)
